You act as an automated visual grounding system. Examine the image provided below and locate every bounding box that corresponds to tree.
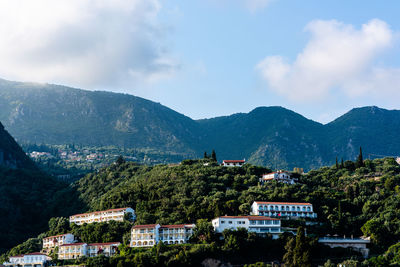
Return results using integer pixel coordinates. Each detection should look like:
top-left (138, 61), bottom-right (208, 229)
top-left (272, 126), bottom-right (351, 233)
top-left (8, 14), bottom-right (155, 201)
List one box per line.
top-left (283, 227), bottom-right (311, 267)
top-left (203, 152), bottom-right (208, 159)
top-left (211, 150), bottom-right (217, 162)
top-left (190, 219), bottom-right (216, 243)
top-left (341, 158), bottom-right (344, 168)
top-left (356, 147), bottom-right (364, 168)
top-left (116, 155), bottom-right (125, 165)
top-left (336, 157), bottom-right (339, 169)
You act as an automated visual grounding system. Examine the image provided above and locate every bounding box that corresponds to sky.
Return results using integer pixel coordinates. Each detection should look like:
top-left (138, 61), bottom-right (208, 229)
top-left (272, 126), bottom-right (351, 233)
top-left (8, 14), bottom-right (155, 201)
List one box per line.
top-left (0, 0), bottom-right (400, 123)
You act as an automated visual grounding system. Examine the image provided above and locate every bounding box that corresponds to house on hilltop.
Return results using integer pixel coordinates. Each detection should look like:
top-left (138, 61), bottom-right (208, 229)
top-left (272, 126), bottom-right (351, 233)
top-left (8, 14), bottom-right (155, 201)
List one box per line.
top-left (260, 171), bottom-right (297, 184)
top-left (222, 159), bottom-right (245, 167)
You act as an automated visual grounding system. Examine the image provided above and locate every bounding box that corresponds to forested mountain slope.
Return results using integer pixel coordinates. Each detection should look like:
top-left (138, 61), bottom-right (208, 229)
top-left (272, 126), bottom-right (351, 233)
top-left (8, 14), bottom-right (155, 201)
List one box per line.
top-left (1, 78), bottom-right (400, 170)
top-left (0, 121), bottom-right (84, 253)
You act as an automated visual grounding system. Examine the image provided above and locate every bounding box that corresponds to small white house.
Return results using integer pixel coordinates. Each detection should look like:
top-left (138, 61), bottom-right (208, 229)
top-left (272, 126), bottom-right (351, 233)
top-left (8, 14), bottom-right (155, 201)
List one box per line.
top-left (251, 201), bottom-right (317, 219)
top-left (212, 216), bottom-right (282, 239)
top-left (3, 252), bottom-right (51, 267)
top-left (222, 160), bottom-right (245, 167)
top-left (260, 171), bottom-right (297, 184)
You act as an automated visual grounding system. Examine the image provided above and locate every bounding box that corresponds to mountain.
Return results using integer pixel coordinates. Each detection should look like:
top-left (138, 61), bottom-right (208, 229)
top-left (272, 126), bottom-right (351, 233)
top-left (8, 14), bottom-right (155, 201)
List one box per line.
top-left (0, 121), bottom-right (84, 253)
top-left (0, 78), bottom-right (399, 170)
top-left (326, 106), bottom-right (400, 160)
top-left (0, 79), bottom-right (200, 155)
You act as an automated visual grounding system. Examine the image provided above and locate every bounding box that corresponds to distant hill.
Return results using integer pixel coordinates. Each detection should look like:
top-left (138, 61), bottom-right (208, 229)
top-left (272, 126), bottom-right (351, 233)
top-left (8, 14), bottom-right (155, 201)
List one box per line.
top-left (0, 78), bottom-right (399, 170)
top-left (0, 121), bottom-right (84, 253)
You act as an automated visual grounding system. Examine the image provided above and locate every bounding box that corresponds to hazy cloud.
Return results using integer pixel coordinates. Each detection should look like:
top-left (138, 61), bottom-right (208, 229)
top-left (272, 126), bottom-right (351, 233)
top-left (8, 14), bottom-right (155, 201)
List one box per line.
top-left (245, 0), bottom-right (274, 12)
top-left (257, 19), bottom-right (400, 102)
top-left (0, 0), bottom-right (178, 89)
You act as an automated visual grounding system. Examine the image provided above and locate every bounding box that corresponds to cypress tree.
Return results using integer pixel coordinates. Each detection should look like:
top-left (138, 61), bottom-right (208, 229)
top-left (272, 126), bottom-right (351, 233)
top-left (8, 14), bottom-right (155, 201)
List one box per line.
top-left (340, 158), bottom-right (344, 168)
top-left (336, 157), bottom-right (339, 169)
top-left (203, 152), bottom-right (208, 159)
top-left (356, 146), bottom-right (364, 168)
top-left (211, 149), bottom-right (217, 162)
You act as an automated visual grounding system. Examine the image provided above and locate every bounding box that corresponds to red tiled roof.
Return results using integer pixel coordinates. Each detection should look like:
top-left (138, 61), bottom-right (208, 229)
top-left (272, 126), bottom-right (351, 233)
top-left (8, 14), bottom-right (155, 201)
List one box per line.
top-left (132, 224), bottom-right (159, 229)
top-left (223, 160), bottom-right (245, 163)
top-left (254, 201), bottom-right (312, 205)
top-left (60, 242), bottom-right (87, 247)
top-left (43, 233), bottom-right (71, 239)
top-left (217, 216), bottom-right (279, 221)
top-left (9, 255), bottom-right (23, 258)
top-left (70, 207), bottom-right (131, 217)
top-left (88, 242), bottom-right (120, 246)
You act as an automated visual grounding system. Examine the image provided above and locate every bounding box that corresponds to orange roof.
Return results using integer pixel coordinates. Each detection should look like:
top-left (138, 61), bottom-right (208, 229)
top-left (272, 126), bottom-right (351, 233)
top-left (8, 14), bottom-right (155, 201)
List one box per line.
top-left (70, 207), bottom-right (131, 217)
top-left (10, 252), bottom-right (47, 257)
top-left (223, 160), bottom-right (245, 163)
top-left (217, 216), bottom-right (279, 221)
top-left (132, 224), bottom-right (159, 229)
top-left (254, 201), bottom-right (312, 205)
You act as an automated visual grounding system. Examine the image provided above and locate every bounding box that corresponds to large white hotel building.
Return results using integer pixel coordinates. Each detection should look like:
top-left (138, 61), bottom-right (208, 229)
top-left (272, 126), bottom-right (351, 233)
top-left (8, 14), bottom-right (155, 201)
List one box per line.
top-left (251, 201), bottom-right (317, 218)
top-left (69, 207), bottom-right (135, 225)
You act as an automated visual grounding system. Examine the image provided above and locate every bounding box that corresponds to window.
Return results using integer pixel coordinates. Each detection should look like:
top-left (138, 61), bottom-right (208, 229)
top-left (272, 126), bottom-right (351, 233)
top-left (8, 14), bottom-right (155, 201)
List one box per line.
top-left (221, 220), bottom-right (225, 224)
top-left (307, 207), bottom-right (311, 211)
top-left (228, 221), bottom-right (233, 224)
top-left (250, 220), bottom-right (256, 225)
top-left (257, 220), bottom-right (264, 225)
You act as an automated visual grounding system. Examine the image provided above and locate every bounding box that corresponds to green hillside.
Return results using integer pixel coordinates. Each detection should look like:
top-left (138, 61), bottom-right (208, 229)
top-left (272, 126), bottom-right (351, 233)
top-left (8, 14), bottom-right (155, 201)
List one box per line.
top-left (4, 156), bottom-right (400, 265)
top-left (0, 122), bottom-right (84, 253)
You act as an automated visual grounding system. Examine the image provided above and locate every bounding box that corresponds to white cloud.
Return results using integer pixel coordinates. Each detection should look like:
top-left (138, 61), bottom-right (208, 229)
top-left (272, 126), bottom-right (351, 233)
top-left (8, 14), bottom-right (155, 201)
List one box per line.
top-left (0, 0), bottom-right (177, 89)
top-left (256, 19), bottom-right (400, 102)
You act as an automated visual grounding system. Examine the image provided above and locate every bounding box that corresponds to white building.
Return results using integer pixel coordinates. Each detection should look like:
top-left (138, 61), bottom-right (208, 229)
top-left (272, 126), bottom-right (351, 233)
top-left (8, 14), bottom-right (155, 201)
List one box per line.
top-left (58, 243), bottom-right (87, 260)
top-left (260, 171), bottom-right (297, 184)
top-left (159, 224), bottom-right (195, 245)
top-left (130, 224), bottom-right (160, 247)
top-left (42, 233), bottom-right (75, 253)
top-left (251, 201), bottom-right (317, 218)
top-left (212, 216), bottom-right (282, 238)
top-left (3, 252), bottom-right (51, 267)
top-left (319, 236), bottom-right (370, 258)
top-left (87, 242), bottom-right (120, 257)
top-left (69, 207), bottom-right (135, 225)
top-left (58, 242), bottom-right (120, 259)
top-left (222, 160), bottom-right (245, 167)
top-left (130, 224), bottom-right (195, 247)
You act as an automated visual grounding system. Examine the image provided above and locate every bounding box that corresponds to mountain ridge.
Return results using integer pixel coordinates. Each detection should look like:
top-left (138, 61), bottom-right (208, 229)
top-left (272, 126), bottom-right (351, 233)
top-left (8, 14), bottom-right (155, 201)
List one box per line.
top-left (0, 78), bottom-right (399, 170)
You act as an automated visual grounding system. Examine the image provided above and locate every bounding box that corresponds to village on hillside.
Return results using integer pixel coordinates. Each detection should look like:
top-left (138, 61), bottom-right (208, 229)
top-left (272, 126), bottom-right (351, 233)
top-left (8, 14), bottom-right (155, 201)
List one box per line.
top-left (3, 160), bottom-right (371, 267)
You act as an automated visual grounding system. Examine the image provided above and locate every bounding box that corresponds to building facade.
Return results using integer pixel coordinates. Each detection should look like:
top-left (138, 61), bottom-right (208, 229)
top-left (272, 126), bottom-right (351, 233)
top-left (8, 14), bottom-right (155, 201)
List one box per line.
top-left (318, 237), bottom-right (371, 258)
top-left (130, 224), bottom-right (160, 247)
top-left (58, 243), bottom-right (87, 260)
top-left (58, 242), bottom-right (120, 259)
top-left (251, 201), bottom-right (317, 218)
top-left (212, 216), bottom-right (282, 238)
top-left (69, 207), bottom-right (135, 225)
top-left (87, 242), bottom-right (120, 257)
top-left (130, 224), bottom-right (195, 247)
top-left (3, 252), bottom-right (51, 267)
top-left (42, 233), bottom-right (75, 253)
top-left (159, 224), bottom-right (195, 245)
top-left (260, 171), bottom-right (297, 184)
top-left (222, 160), bottom-right (245, 167)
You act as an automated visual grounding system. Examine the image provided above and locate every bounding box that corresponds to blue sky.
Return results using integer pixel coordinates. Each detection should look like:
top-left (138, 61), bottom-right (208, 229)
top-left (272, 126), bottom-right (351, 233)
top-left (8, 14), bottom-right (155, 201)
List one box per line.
top-left (0, 0), bottom-right (400, 123)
